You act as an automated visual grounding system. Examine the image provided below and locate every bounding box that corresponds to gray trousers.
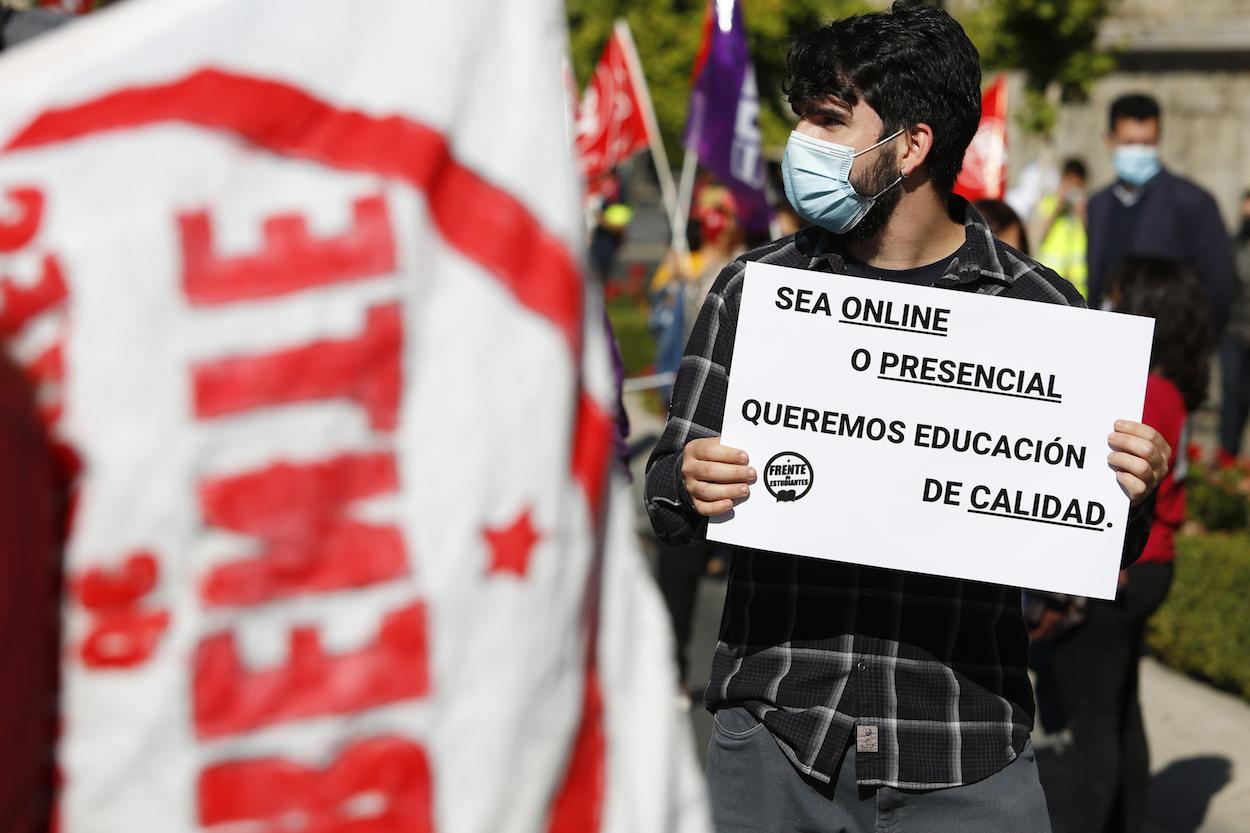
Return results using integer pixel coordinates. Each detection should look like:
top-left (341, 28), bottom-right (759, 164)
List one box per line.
top-left (707, 706), bottom-right (1052, 833)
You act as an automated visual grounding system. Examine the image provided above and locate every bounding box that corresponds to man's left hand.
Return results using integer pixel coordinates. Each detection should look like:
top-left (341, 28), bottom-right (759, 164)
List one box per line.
top-left (1108, 420), bottom-right (1170, 506)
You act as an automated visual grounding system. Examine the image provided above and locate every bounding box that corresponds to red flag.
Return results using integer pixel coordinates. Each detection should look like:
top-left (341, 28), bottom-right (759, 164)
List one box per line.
top-left (39, 0), bottom-right (93, 14)
top-left (954, 75), bottom-right (1008, 202)
top-left (690, 0), bottom-right (714, 83)
top-left (575, 22), bottom-right (653, 187)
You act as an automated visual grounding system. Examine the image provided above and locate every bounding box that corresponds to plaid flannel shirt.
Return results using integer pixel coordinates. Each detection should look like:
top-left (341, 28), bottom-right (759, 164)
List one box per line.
top-left (644, 201), bottom-right (1153, 789)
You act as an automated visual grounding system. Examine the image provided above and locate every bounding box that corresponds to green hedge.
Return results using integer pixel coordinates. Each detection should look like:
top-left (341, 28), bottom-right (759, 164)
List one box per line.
top-left (1186, 462), bottom-right (1250, 532)
top-left (1148, 533), bottom-right (1250, 700)
top-left (606, 298), bottom-right (655, 379)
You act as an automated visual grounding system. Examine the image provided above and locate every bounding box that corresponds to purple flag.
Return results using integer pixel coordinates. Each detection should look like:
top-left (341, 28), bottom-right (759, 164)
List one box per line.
top-left (684, 0), bottom-right (770, 233)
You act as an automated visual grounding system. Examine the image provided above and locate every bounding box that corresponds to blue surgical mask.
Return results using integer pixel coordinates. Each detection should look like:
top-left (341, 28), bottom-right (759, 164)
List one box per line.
top-left (782, 129), bottom-right (904, 234)
top-left (1113, 144), bottom-right (1160, 187)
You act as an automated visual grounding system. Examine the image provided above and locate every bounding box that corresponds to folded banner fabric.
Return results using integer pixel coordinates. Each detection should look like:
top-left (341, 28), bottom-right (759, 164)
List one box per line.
top-left (0, 1), bottom-right (708, 831)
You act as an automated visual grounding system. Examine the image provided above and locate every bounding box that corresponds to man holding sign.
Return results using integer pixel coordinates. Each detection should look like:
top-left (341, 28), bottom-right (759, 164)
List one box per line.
top-left (644, 4), bottom-right (1169, 832)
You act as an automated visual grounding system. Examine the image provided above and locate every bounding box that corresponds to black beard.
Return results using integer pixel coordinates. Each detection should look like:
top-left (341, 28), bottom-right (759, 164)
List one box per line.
top-left (840, 144), bottom-right (902, 243)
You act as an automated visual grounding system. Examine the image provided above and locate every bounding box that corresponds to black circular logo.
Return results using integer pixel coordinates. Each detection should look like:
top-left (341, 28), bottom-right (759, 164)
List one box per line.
top-left (763, 451), bottom-right (814, 502)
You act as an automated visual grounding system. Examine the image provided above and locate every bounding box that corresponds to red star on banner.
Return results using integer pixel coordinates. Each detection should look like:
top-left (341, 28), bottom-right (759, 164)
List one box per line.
top-left (484, 509), bottom-right (540, 577)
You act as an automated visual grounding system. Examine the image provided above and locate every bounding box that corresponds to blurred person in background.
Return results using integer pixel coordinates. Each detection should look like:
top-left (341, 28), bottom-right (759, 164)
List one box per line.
top-left (1086, 93), bottom-right (1235, 333)
top-left (1219, 189), bottom-right (1250, 459)
top-left (1035, 157), bottom-right (1089, 298)
top-left (587, 167), bottom-right (633, 282)
top-left (1051, 255), bottom-right (1209, 833)
top-left (649, 181), bottom-right (744, 397)
top-left (649, 219), bottom-right (705, 406)
top-left (975, 197), bottom-right (1029, 254)
top-left (684, 181), bottom-right (745, 334)
top-left (0, 9), bottom-right (72, 833)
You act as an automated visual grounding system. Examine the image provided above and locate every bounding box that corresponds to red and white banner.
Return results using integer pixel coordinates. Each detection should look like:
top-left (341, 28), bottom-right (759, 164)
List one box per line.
top-left (0, 1), bottom-right (708, 831)
top-left (954, 74), bottom-right (1008, 202)
top-left (574, 21), bottom-right (655, 186)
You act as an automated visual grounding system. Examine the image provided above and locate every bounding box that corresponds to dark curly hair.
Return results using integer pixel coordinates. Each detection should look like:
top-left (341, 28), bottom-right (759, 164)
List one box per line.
top-left (1110, 255), bottom-right (1210, 411)
top-left (782, 1), bottom-right (982, 194)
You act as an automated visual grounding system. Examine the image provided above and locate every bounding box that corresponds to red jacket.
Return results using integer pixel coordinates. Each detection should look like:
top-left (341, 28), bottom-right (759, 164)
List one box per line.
top-left (1139, 373), bottom-right (1187, 565)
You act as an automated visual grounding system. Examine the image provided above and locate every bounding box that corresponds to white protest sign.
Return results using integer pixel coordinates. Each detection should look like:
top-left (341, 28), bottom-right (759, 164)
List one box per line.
top-left (707, 261), bottom-right (1154, 600)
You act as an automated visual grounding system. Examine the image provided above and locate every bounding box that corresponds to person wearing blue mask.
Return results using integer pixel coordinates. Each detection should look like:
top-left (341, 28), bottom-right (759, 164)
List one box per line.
top-left (1087, 93), bottom-right (1235, 334)
top-left (645, 4), bottom-right (1172, 832)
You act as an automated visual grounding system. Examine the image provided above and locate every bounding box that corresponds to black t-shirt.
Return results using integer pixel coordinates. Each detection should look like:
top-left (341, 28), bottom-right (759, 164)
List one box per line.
top-left (841, 254), bottom-right (958, 286)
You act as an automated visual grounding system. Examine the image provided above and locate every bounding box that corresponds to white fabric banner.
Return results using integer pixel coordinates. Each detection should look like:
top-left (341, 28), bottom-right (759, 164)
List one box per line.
top-left (0, 1), bottom-right (708, 831)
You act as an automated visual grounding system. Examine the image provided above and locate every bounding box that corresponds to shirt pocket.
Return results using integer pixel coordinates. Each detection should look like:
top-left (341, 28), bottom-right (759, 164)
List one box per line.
top-left (712, 705), bottom-right (766, 740)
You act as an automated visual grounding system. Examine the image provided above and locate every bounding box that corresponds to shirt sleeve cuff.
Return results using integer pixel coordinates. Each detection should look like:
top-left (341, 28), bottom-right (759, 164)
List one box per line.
top-left (1120, 489), bottom-right (1157, 569)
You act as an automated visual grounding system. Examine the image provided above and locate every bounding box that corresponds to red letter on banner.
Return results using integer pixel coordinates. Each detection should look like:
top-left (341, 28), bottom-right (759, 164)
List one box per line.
top-left (0, 187), bottom-right (44, 252)
top-left (199, 452), bottom-right (407, 607)
top-left (198, 736), bottom-right (434, 833)
top-left (71, 552), bottom-right (171, 669)
top-left (80, 608), bottom-right (172, 669)
top-left (0, 254), bottom-right (67, 336)
top-left (193, 303), bottom-right (400, 431)
top-left (73, 552), bottom-right (159, 607)
top-left (179, 193), bottom-right (395, 305)
top-left (192, 601), bottom-right (429, 739)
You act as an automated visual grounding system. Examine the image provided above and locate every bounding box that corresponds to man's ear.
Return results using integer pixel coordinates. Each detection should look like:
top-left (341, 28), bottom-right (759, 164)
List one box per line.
top-left (900, 123), bottom-right (935, 178)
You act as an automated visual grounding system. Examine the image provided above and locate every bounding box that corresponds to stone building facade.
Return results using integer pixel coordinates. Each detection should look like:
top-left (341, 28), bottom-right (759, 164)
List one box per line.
top-left (988, 0), bottom-right (1250, 227)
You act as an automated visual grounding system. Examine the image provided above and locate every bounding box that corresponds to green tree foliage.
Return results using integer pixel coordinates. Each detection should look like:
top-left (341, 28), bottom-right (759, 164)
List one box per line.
top-left (961, 0), bottom-right (1117, 136)
top-left (568, 1), bottom-right (1117, 151)
top-left (566, 0), bottom-right (869, 162)
top-left (742, 0), bottom-right (871, 153)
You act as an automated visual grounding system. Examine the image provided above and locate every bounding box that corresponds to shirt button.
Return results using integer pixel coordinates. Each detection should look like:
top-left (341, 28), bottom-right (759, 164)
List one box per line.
top-left (857, 660), bottom-right (868, 671)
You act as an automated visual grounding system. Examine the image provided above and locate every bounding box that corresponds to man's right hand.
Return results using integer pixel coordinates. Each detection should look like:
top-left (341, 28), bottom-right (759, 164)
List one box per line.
top-left (681, 437), bottom-right (756, 517)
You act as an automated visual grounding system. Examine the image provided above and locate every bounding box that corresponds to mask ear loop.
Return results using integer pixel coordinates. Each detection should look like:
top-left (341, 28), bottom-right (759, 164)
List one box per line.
top-left (851, 127), bottom-right (905, 159)
top-left (867, 173), bottom-right (904, 201)
top-left (864, 131), bottom-right (907, 200)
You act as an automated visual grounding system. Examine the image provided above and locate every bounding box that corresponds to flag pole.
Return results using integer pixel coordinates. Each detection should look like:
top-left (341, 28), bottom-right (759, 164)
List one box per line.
top-left (615, 19), bottom-right (689, 260)
top-left (671, 0), bottom-right (712, 260)
top-left (674, 149), bottom-right (698, 254)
